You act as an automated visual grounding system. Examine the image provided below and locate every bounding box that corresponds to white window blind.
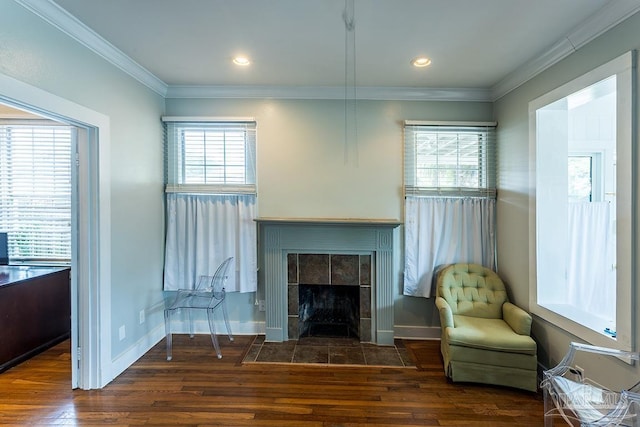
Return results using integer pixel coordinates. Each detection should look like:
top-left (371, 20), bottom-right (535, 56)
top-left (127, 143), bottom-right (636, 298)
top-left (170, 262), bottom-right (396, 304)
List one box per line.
top-left (404, 121), bottom-right (497, 198)
top-left (164, 119), bottom-right (257, 194)
top-left (0, 123), bottom-right (72, 263)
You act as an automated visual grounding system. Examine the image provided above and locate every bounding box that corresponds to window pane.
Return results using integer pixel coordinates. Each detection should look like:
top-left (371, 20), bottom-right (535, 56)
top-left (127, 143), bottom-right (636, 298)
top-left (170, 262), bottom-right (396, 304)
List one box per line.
top-left (172, 126), bottom-right (253, 187)
top-left (568, 156), bottom-right (592, 202)
top-left (0, 124), bottom-right (72, 262)
top-left (406, 125), bottom-right (494, 196)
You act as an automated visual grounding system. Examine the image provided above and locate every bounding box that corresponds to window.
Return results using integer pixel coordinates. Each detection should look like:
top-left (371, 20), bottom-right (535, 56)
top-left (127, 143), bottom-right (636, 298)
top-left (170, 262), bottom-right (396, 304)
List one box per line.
top-left (162, 117), bottom-right (258, 293)
top-left (568, 153), bottom-right (604, 203)
top-left (0, 122), bottom-right (72, 263)
top-left (529, 51), bottom-right (633, 351)
top-left (404, 121), bottom-right (497, 197)
top-left (402, 121), bottom-right (497, 298)
top-left (164, 119), bottom-right (256, 194)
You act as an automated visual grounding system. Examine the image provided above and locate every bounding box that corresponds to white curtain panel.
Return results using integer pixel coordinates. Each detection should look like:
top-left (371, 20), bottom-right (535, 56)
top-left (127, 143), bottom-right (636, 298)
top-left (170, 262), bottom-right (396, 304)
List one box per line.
top-left (404, 196), bottom-right (496, 298)
top-left (567, 202), bottom-right (614, 316)
top-left (164, 193), bottom-right (257, 293)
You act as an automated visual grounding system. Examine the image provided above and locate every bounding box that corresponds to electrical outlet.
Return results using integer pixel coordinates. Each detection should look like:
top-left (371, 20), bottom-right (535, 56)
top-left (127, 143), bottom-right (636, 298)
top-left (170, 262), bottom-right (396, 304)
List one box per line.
top-left (139, 309), bottom-right (145, 324)
top-left (258, 300), bottom-right (266, 311)
top-left (119, 325), bottom-right (126, 341)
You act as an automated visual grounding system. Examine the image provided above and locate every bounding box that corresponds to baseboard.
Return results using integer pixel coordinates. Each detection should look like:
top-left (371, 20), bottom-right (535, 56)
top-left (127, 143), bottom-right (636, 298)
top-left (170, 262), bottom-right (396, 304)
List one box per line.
top-left (394, 325), bottom-right (441, 340)
top-left (110, 322), bottom-right (165, 382)
top-left (167, 319), bottom-right (266, 336)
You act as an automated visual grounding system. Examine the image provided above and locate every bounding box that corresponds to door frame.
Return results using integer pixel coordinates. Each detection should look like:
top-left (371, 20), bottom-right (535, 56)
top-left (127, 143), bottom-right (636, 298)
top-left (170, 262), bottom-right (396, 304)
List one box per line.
top-left (0, 72), bottom-right (112, 389)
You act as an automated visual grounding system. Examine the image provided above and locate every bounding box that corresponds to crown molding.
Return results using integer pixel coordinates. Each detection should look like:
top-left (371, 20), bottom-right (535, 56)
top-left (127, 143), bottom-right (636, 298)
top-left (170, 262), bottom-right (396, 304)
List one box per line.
top-left (17, 0), bottom-right (640, 103)
top-left (492, 0), bottom-right (640, 100)
top-left (15, 0), bottom-right (486, 101)
top-left (15, 0), bottom-right (168, 97)
top-left (165, 85), bottom-right (493, 102)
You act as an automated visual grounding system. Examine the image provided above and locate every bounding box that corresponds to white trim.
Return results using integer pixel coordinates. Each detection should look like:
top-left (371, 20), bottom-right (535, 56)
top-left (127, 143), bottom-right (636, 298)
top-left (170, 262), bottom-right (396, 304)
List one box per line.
top-left (165, 85), bottom-right (492, 101)
top-left (394, 325), bottom-right (441, 340)
top-left (492, 38), bottom-right (577, 101)
top-left (0, 71), bottom-right (112, 389)
top-left (161, 116), bottom-right (256, 123)
top-left (111, 323), bottom-right (165, 379)
top-left (165, 184), bottom-right (257, 195)
top-left (14, 0), bottom-right (167, 97)
top-left (492, 0), bottom-right (640, 100)
top-left (528, 51), bottom-right (635, 352)
top-left (569, 0), bottom-right (640, 50)
top-left (168, 320), bottom-right (266, 337)
top-left (404, 120), bottom-right (497, 127)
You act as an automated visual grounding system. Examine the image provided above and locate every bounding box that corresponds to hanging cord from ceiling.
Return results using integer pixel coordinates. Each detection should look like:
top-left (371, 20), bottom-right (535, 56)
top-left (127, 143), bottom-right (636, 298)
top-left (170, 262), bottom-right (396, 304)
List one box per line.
top-left (343, 0), bottom-right (358, 166)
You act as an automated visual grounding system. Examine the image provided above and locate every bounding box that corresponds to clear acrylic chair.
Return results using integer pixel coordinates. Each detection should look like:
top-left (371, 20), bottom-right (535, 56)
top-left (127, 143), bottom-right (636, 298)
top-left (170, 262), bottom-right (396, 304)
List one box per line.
top-left (164, 257), bottom-right (234, 360)
top-left (541, 342), bottom-right (640, 426)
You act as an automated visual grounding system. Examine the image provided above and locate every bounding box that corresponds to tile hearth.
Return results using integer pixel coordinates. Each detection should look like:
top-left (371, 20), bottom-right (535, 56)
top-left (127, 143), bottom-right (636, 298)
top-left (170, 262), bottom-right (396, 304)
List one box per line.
top-left (242, 335), bottom-right (416, 367)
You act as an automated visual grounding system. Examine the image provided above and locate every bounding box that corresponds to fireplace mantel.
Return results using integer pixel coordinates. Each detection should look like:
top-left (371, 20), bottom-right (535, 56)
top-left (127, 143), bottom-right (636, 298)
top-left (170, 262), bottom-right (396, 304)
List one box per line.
top-left (255, 217), bottom-right (401, 227)
top-left (257, 218), bottom-right (400, 345)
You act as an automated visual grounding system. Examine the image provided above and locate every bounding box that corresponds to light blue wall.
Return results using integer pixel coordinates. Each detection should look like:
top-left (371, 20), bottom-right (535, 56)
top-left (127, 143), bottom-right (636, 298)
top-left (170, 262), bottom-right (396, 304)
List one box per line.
top-left (165, 97), bottom-right (494, 332)
top-left (0, 2), bottom-right (166, 360)
top-left (495, 10), bottom-right (640, 388)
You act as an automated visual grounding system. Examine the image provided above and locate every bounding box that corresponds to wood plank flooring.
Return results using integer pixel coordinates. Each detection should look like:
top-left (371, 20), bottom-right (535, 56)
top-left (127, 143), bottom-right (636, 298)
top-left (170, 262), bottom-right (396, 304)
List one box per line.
top-left (0, 335), bottom-right (545, 426)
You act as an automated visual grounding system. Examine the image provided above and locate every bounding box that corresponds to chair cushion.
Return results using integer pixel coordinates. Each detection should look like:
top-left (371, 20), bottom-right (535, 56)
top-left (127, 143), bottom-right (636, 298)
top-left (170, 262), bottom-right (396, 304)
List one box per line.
top-left (437, 263), bottom-right (508, 319)
top-left (446, 315), bottom-right (537, 355)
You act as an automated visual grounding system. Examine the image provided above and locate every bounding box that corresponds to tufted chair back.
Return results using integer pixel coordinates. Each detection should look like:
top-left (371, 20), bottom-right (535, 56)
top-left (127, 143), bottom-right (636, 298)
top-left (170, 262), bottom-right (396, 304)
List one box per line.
top-left (436, 263), bottom-right (508, 319)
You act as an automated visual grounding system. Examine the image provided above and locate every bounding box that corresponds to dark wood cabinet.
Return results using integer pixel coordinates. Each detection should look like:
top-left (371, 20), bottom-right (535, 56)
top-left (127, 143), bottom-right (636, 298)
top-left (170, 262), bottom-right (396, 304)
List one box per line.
top-left (0, 266), bottom-right (71, 372)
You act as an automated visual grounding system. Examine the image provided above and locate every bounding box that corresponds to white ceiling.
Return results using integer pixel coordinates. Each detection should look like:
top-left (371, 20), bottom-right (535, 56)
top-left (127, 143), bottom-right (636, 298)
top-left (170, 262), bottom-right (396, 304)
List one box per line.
top-left (29, 0), bottom-right (640, 100)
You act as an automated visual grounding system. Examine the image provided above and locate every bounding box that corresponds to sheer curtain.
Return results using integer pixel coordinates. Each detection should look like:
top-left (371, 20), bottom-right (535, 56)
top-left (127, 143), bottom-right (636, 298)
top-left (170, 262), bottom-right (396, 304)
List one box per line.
top-left (567, 201), bottom-right (614, 316)
top-left (404, 196), bottom-right (496, 298)
top-left (164, 193), bottom-right (257, 293)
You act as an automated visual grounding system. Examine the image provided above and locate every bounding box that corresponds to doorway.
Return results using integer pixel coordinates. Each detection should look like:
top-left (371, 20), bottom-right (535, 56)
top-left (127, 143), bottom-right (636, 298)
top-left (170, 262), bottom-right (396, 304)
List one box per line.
top-left (0, 72), bottom-right (111, 389)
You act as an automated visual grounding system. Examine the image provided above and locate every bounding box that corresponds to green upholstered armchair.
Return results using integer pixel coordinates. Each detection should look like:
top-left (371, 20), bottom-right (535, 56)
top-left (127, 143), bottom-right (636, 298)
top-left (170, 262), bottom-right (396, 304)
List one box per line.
top-left (435, 263), bottom-right (538, 392)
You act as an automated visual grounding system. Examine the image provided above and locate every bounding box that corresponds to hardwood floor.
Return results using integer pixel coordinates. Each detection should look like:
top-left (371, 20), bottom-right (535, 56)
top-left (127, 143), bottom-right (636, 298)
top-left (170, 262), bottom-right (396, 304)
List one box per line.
top-left (0, 335), bottom-right (545, 426)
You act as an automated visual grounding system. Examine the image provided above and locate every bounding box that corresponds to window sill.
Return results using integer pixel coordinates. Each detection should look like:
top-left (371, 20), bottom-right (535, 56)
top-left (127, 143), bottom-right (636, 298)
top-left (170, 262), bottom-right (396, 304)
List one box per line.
top-left (531, 303), bottom-right (629, 351)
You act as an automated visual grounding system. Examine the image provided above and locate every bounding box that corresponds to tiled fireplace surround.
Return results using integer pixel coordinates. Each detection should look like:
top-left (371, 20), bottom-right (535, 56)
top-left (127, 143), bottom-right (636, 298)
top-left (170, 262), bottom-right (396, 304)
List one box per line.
top-left (287, 253), bottom-right (372, 341)
top-left (258, 218), bottom-right (400, 346)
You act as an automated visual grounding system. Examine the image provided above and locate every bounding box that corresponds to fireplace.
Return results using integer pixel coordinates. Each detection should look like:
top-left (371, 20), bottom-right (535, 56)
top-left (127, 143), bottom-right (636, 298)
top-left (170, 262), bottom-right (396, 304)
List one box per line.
top-left (289, 254), bottom-right (368, 340)
top-left (257, 218), bottom-right (400, 345)
top-left (299, 284), bottom-right (359, 338)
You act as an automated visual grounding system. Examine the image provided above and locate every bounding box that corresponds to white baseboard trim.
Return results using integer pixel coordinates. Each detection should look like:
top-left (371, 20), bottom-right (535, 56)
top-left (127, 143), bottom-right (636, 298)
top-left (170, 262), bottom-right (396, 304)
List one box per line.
top-left (110, 323), bottom-right (165, 382)
top-left (394, 325), bottom-right (441, 340)
top-left (167, 319), bottom-right (266, 336)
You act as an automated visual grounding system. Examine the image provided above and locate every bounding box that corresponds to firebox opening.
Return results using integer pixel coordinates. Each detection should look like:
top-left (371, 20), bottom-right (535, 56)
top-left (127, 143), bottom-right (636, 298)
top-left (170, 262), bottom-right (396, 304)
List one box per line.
top-left (299, 284), bottom-right (360, 339)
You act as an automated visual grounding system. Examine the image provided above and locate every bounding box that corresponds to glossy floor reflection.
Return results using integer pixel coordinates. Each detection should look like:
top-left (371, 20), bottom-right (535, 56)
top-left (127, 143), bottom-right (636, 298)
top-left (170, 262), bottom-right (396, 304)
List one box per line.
top-left (242, 335), bottom-right (416, 367)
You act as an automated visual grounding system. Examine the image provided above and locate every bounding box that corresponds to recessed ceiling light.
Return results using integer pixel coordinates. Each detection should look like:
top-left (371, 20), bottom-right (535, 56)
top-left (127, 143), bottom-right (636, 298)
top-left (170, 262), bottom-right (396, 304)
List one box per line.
top-left (411, 57), bottom-right (432, 68)
top-left (233, 56), bottom-right (251, 66)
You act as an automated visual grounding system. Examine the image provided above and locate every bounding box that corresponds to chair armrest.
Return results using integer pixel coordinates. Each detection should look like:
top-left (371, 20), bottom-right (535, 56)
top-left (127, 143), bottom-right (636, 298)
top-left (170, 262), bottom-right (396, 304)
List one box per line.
top-left (435, 297), bottom-right (454, 329)
top-left (569, 342), bottom-right (640, 360)
top-left (503, 302), bottom-right (532, 335)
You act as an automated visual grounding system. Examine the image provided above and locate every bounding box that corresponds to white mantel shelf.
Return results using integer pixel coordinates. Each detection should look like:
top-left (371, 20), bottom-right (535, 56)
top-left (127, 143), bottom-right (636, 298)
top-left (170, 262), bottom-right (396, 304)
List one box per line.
top-left (255, 217), bottom-right (402, 227)
top-left (258, 218), bottom-right (400, 345)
